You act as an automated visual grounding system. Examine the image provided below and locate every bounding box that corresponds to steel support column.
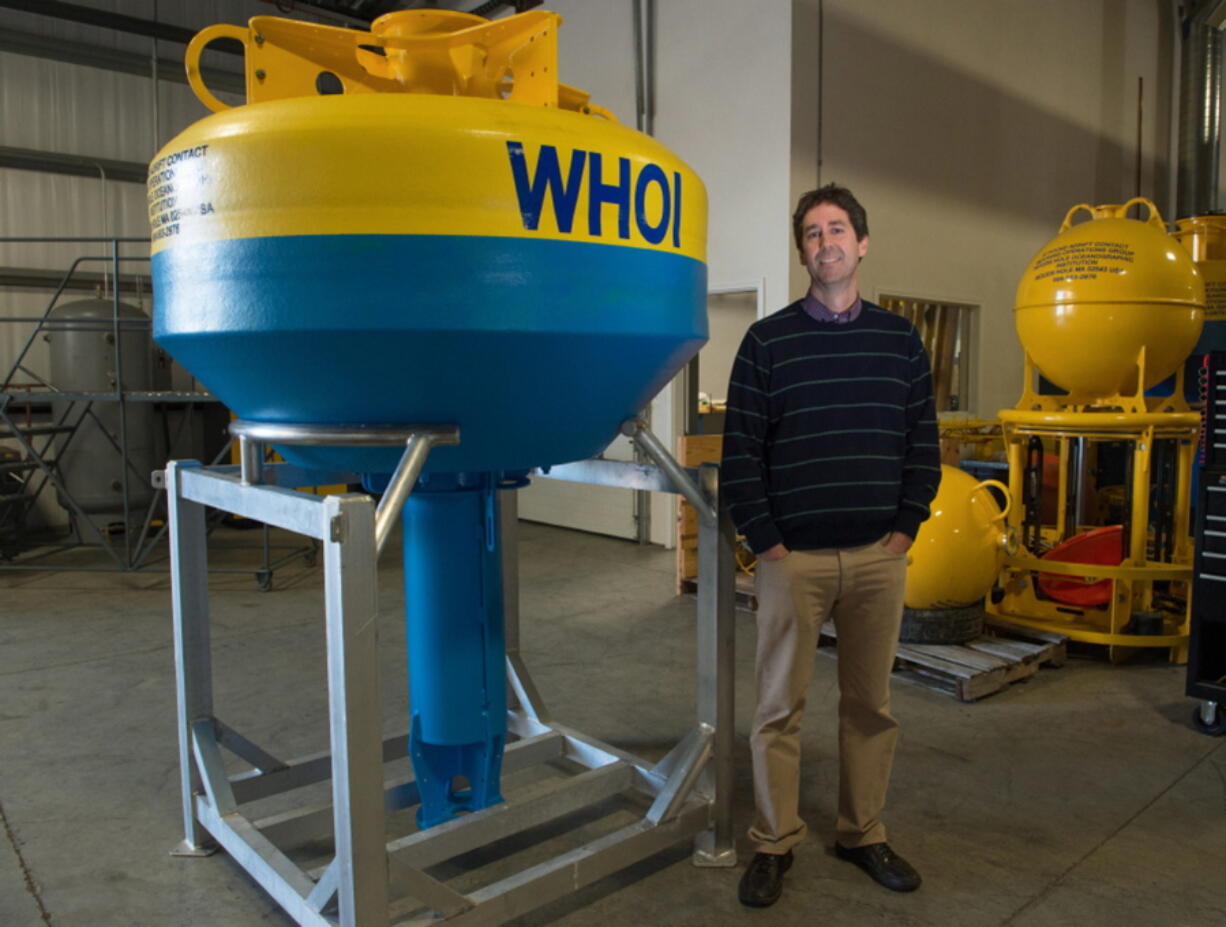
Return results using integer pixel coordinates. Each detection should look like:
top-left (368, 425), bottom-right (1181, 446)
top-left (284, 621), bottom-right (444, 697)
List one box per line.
top-left (167, 460), bottom-right (215, 855)
top-left (321, 493), bottom-right (389, 927)
top-left (691, 461), bottom-right (737, 866)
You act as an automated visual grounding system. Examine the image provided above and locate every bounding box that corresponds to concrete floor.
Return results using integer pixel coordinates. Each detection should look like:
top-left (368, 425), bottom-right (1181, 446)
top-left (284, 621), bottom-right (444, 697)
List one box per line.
top-left (1, 519), bottom-right (1223, 927)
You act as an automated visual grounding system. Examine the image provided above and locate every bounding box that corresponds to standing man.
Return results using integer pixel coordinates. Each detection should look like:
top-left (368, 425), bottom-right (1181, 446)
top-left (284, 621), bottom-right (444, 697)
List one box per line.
top-left (721, 184), bottom-right (940, 906)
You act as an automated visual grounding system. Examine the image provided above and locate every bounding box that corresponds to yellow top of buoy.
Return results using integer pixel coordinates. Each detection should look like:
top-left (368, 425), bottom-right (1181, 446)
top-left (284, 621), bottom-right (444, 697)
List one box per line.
top-left (185, 9), bottom-right (614, 119)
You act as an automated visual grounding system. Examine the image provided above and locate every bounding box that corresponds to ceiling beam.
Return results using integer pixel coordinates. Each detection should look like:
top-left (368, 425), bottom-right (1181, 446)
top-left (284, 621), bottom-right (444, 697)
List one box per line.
top-left (0, 146), bottom-right (148, 184)
top-left (0, 26), bottom-right (244, 94)
top-left (0, 266), bottom-right (148, 294)
top-left (0, 0), bottom-right (242, 54)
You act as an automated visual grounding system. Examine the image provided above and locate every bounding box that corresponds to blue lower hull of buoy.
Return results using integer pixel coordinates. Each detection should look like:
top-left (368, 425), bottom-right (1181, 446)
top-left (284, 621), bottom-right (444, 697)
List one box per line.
top-left (153, 233), bottom-right (707, 474)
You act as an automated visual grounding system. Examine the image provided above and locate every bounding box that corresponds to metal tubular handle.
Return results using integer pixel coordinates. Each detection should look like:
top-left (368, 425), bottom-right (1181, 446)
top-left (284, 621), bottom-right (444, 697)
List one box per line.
top-left (238, 434), bottom-right (264, 486)
top-left (621, 417), bottom-right (716, 523)
top-left (227, 420), bottom-right (460, 558)
top-left (373, 435), bottom-right (435, 557)
top-left (229, 420), bottom-right (459, 447)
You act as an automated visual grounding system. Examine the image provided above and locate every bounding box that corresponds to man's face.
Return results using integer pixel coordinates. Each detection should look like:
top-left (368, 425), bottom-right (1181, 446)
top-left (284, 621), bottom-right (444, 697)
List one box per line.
top-left (798, 202), bottom-right (869, 289)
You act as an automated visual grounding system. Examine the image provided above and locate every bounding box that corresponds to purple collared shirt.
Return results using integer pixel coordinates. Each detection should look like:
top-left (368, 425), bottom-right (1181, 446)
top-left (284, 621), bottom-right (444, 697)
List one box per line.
top-left (802, 293), bottom-right (862, 323)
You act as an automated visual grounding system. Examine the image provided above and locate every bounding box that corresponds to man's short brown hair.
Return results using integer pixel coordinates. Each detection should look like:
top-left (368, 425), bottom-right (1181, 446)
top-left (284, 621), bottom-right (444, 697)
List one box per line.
top-left (792, 184), bottom-right (869, 250)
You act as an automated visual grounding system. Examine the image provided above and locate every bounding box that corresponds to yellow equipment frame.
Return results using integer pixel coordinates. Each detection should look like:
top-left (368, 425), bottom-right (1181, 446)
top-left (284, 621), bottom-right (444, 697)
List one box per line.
top-left (987, 405), bottom-right (1199, 663)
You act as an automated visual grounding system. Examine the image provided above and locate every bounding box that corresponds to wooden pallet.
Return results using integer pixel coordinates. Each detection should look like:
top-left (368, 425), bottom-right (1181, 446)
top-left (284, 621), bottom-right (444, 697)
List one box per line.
top-left (818, 616), bottom-right (1067, 702)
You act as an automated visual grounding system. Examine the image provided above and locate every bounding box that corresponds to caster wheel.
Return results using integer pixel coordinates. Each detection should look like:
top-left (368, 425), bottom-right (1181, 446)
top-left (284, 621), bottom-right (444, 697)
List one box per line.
top-left (1191, 703), bottom-right (1226, 736)
top-left (256, 571), bottom-right (273, 592)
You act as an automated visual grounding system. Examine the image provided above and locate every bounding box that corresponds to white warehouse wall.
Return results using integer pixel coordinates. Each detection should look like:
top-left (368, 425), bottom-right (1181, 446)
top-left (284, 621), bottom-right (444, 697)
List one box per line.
top-left (816, 0), bottom-right (1174, 417)
top-left (655, 0), bottom-right (796, 312)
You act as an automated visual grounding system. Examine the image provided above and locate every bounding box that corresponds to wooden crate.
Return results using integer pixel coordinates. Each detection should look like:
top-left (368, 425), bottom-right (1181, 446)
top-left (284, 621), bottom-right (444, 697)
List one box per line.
top-left (676, 434), bottom-right (724, 593)
top-left (818, 616), bottom-right (1066, 702)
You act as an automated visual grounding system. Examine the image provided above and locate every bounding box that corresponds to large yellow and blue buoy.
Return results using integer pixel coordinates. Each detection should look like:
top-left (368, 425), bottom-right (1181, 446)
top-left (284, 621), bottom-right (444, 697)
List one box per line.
top-left (150, 10), bottom-right (708, 829)
top-left (149, 9), bottom-right (708, 476)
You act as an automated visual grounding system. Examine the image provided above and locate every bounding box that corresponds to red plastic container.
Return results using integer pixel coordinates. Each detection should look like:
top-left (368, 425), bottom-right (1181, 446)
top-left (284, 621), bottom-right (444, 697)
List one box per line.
top-left (1036, 525), bottom-right (1124, 607)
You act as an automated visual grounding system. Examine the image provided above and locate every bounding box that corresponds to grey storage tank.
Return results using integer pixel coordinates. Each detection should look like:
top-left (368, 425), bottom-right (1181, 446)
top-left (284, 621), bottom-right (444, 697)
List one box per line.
top-left (45, 298), bottom-right (155, 520)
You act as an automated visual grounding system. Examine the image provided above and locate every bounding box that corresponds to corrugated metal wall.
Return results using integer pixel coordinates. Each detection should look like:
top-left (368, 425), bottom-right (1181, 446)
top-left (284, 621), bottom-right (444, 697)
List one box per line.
top-left (0, 1), bottom-right (284, 378)
top-left (0, 1), bottom-right (302, 529)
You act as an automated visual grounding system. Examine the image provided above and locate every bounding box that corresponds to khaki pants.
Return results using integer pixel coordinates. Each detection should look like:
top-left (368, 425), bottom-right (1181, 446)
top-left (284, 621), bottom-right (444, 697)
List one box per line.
top-left (748, 538), bottom-right (907, 853)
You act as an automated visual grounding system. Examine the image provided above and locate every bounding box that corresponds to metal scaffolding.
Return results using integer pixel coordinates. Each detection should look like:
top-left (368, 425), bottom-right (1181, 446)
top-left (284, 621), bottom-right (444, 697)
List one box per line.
top-left (0, 237), bottom-right (313, 585)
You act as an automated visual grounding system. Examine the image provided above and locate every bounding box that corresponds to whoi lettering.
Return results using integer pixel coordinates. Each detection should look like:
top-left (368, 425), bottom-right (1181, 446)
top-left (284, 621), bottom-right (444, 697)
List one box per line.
top-left (506, 141), bottom-right (681, 247)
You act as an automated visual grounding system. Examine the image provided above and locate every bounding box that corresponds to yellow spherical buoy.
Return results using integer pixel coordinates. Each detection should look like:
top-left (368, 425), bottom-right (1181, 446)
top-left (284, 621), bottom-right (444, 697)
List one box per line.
top-left (905, 465), bottom-right (1011, 609)
top-left (1014, 198), bottom-right (1204, 402)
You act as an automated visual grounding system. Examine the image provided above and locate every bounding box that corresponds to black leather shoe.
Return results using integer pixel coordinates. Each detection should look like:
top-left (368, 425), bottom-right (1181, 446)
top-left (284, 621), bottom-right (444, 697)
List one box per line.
top-left (737, 850), bottom-right (793, 907)
top-left (834, 842), bottom-right (921, 892)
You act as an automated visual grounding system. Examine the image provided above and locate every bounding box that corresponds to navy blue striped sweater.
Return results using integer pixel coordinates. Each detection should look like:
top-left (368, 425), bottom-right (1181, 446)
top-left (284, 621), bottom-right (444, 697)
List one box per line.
top-left (720, 299), bottom-right (941, 553)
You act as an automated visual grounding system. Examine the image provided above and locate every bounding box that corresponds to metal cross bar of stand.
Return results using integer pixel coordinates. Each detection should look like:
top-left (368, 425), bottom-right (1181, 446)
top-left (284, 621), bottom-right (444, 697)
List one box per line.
top-left (167, 417), bottom-right (736, 926)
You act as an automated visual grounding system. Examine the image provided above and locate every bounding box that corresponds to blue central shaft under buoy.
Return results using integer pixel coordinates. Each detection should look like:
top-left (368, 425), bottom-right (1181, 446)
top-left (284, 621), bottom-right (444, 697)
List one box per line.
top-left (402, 473), bottom-right (508, 828)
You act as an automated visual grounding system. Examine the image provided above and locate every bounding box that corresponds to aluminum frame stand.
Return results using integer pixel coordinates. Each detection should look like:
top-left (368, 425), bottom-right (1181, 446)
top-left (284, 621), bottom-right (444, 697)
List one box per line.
top-left (167, 418), bottom-right (735, 927)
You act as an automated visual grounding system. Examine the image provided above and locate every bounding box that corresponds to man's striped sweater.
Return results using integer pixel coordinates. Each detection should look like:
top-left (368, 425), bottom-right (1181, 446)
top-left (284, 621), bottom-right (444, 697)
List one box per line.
top-left (720, 299), bottom-right (942, 553)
